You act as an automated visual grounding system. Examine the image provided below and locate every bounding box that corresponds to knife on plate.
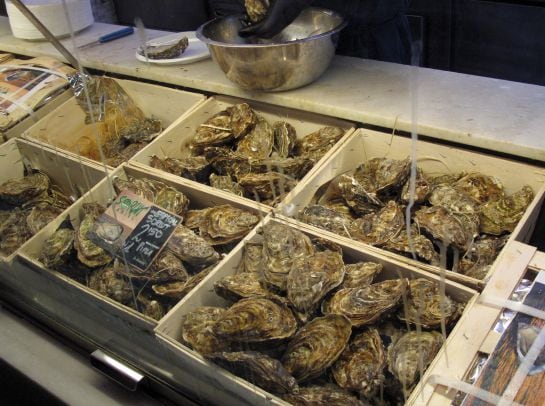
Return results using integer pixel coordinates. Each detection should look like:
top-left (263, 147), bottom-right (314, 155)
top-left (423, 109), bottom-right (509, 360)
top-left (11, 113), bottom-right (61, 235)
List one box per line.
top-left (77, 27), bottom-right (135, 49)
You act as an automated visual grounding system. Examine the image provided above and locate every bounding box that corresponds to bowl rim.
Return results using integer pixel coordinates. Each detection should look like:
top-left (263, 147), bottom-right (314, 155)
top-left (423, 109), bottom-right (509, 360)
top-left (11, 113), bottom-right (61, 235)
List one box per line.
top-left (196, 7), bottom-right (347, 48)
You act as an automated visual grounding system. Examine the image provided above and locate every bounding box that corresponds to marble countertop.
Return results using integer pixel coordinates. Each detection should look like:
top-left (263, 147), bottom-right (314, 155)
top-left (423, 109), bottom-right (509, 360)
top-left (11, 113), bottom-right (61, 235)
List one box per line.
top-left (0, 18), bottom-right (544, 162)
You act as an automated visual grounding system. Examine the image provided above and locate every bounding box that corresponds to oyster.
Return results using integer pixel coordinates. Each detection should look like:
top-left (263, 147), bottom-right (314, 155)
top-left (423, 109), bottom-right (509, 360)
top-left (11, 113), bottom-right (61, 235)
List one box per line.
top-left (287, 250), bottom-right (345, 314)
top-left (248, 156), bottom-right (314, 179)
top-left (351, 200), bottom-right (405, 246)
top-left (262, 223), bottom-right (315, 290)
top-left (453, 172), bottom-right (504, 204)
top-left (414, 206), bottom-right (478, 250)
top-left (282, 384), bottom-right (366, 406)
top-left (337, 173), bottom-right (382, 215)
top-left (204, 147), bottom-right (250, 177)
top-left (213, 296), bottom-right (297, 343)
top-left (294, 126), bottom-right (345, 162)
top-left (39, 220), bottom-right (74, 269)
top-left (273, 121), bottom-right (297, 158)
top-left (480, 185), bottom-right (534, 235)
top-left (141, 36), bottom-right (189, 60)
top-left (323, 279), bottom-right (408, 327)
top-left (191, 111), bottom-right (234, 150)
top-left (153, 265), bottom-right (214, 300)
top-left (372, 157), bottom-right (412, 197)
top-left (387, 330), bottom-right (444, 389)
top-left (339, 262), bottom-right (383, 289)
top-left (209, 174), bottom-right (244, 196)
top-left (0, 208), bottom-right (31, 256)
top-left (429, 185), bottom-right (477, 214)
top-left (245, 0), bottom-right (269, 23)
top-left (332, 328), bottom-right (386, 398)
top-left (383, 225), bottom-right (438, 263)
top-left (88, 263), bottom-right (134, 305)
top-left (119, 249), bottom-right (189, 283)
top-left (26, 205), bottom-right (62, 234)
top-left (299, 204), bottom-right (354, 237)
top-left (457, 235), bottom-right (508, 279)
top-left (238, 242), bottom-right (263, 274)
top-left (185, 205), bottom-right (259, 245)
top-left (401, 167), bottom-right (430, 203)
top-left (136, 295), bottom-right (165, 320)
top-left (113, 176), bottom-right (158, 202)
top-left (238, 171), bottom-right (297, 202)
top-left (209, 351), bottom-right (298, 394)
top-left (236, 116), bottom-right (274, 159)
top-left (214, 272), bottom-right (270, 302)
top-left (150, 155), bottom-right (211, 183)
top-left (180, 306), bottom-right (230, 355)
top-left (105, 142), bottom-right (148, 167)
top-left (282, 314), bottom-right (352, 382)
top-left (154, 186), bottom-right (190, 216)
top-left (167, 225), bottom-right (220, 268)
top-left (399, 279), bottom-right (461, 329)
top-left (0, 172), bottom-right (50, 206)
top-left (227, 103), bottom-right (258, 138)
top-left (74, 204), bottom-right (112, 268)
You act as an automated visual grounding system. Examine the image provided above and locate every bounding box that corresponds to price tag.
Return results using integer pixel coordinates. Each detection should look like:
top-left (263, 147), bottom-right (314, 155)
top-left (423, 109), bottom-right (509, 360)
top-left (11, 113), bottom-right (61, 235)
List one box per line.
top-left (88, 189), bottom-right (182, 271)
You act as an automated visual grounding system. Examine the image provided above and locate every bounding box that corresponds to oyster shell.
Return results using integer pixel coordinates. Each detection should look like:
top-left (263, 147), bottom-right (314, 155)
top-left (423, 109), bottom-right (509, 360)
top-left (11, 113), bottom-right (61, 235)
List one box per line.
top-left (287, 250), bottom-right (345, 314)
top-left (332, 328), bottom-right (386, 398)
top-left (214, 272), bottom-right (270, 302)
top-left (480, 185), bottom-right (534, 235)
top-left (238, 242), bottom-right (263, 274)
top-left (236, 116), bottom-right (274, 159)
top-left (39, 220), bottom-right (74, 269)
top-left (141, 37), bottom-right (189, 60)
top-left (282, 314), bottom-right (352, 382)
top-left (248, 156), bottom-right (314, 179)
top-left (238, 171), bottom-right (296, 203)
top-left (453, 172), bottom-right (504, 204)
top-left (136, 295), bottom-right (165, 320)
top-left (154, 186), bottom-right (190, 216)
top-left (245, 0), bottom-right (269, 23)
top-left (88, 263), bottom-right (134, 305)
top-left (323, 279), bottom-right (408, 327)
top-left (273, 121), bottom-right (297, 158)
top-left (339, 262), bottom-right (383, 289)
top-left (0, 172), bottom-right (50, 206)
top-left (383, 225), bottom-right (438, 263)
top-left (150, 155), bottom-right (211, 183)
top-left (227, 103), bottom-right (258, 138)
top-left (185, 205), bottom-right (259, 245)
top-left (0, 208), bottom-right (31, 256)
top-left (401, 167), bottom-right (430, 203)
top-left (294, 126), bottom-right (345, 162)
top-left (262, 223), bottom-right (315, 290)
top-left (209, 351), bottom-right (298, 395)
top-left (337, 173), bottom-right (382, 215)
top-left (180, 306), bottom-right (230, 355)
top-left (167, 225), bottom-right (220, 268)
top-left (119, 249), bottom-right (189, 283)
top-left (209, 174), bottom-right (244, 196)
top-left (387, 330), bottom-right (444, 389)
top-left (113, 176), bottom-right (158, 202)
top-left (299, 204), bottom-right (354, 237)
top-left (429, 185), bottom-right (477, 214)
top-left (415, 206), bottom-right (478, 251)
top-left (191, 111), bottom-right (234, 150)
top-left (457, 235), bottom-right (508, 279)
top-left (351, 200), bottom-right (405, 246)
top-left (213, 296), bottom-right (297, 343)
top-left (74, 204), bottom-right (112, 268)
top-left (105, 142), bottom-right (148, 167)
top-left (398, 279), bottom-right (461, 329)
top-left (282, 384), bottom-right (366, 406)
top-left (153, 265), bottom-right (214, 300)
top-left (372, 157), bottom-right (411, 197)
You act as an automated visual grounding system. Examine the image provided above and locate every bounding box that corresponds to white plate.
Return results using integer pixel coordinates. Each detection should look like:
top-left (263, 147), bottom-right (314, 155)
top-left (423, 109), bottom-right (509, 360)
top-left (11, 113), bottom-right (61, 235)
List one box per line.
top-left (135, 32), bottom-right (210, 65)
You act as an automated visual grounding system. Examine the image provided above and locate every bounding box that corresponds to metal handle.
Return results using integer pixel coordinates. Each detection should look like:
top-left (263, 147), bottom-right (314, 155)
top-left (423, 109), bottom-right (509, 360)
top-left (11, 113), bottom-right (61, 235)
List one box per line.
top-left (98, 27), bottom-right (134, 43)
top-left (90, 349), bottom-right (145, 391)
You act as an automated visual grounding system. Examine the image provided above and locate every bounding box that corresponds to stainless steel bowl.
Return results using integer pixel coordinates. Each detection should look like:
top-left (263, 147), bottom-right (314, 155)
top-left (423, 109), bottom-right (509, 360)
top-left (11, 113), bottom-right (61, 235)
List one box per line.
top-left (196, 8), bottom-right (347, 92)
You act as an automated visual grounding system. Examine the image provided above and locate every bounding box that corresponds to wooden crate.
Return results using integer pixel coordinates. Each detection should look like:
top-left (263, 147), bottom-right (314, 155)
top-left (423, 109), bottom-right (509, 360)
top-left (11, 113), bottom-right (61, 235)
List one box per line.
top-left (0, 138), bottom-right (106, 263)
top-left (419, 240), bottom-right (541, 405)
top-left (11, 163), bottom-right (267, 388)
top-left (155, 215), bottom-right (478, 406)
top-left (20, 78), bottom-right (206, 167)
top-left (129, 95), bottom-right (356, 209)
top-left (280, 128), bottom-right (545, 290)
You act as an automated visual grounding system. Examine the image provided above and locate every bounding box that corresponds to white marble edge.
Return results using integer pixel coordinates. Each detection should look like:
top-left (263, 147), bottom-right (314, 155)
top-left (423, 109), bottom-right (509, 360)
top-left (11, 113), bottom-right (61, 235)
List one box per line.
top-left (0, 18), bottom-right (544, 162)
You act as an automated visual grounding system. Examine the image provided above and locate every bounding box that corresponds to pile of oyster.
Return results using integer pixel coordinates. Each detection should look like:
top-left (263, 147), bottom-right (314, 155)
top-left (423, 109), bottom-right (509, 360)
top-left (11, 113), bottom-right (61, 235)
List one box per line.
top-left (70, 76), bottom-right (163, 167)
top-left (179, 222), bottom-right (463, 404)
top-left (0, 171), bottom-right (73, 256)
top-left (36, 175), bottom-right (260, 320)
top-left (149, 103), bottom-right (346, 206)
top-left (299, 157), bottom-right (534, 280)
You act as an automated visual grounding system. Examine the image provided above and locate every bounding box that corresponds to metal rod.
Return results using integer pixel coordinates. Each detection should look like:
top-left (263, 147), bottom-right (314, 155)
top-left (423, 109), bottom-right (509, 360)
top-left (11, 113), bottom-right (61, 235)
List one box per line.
top-left (10, 0), bottom-right (80, 67)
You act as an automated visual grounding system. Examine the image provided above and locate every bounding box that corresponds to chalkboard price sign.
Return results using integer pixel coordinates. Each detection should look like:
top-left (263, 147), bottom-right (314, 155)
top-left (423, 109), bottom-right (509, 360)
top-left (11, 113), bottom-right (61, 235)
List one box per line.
top-left (120, 205), bottom-right (182, 271)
